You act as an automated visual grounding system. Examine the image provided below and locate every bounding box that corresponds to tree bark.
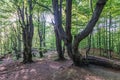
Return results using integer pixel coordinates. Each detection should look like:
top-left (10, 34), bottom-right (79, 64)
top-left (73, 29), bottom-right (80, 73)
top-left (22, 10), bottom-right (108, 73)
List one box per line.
top-left (52, 0), bottom-right (66, 41)
top-left (22, 28), bottom-right (33, 63)
top-left (37, 11), bottom-right (43, 58)
top-left (52, 0), bottom-right (65, 60)
top-left (38, 25), bottom-right (43, 58)
top-left (17, 0), bottom-right (34, 63)
top-left (65, 0), bottom-right (74, 59)
top-left (53, 0), bottom-right (107, 66)
top-left (72, 0), bottom-right (107, 66)
top-left (55, 29), bottom-right (65, 60)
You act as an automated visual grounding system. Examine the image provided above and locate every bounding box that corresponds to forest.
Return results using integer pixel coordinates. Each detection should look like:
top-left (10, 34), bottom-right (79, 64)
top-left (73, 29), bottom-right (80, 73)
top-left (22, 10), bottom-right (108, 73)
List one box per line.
top-left (0, 0), bottom-right (120, 80)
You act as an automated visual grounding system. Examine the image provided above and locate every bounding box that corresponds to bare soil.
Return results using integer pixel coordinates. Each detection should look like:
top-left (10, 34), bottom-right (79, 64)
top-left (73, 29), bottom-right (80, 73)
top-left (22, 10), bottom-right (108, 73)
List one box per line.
top-left (0, 51), bottom-right (104, 80)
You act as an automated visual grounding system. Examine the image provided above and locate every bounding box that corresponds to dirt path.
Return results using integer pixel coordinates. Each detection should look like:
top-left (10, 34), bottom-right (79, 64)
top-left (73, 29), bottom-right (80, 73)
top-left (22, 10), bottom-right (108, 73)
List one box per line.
top-left (0, 52), bottom-right (120, 80)
top-left (0, 58), bottom-right (104, 80)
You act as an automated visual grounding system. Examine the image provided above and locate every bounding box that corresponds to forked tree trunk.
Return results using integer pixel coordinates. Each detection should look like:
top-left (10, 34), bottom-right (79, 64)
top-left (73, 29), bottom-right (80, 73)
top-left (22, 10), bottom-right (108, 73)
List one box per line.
top-left (17, 0), bottom-right (34, 63)
top-left (72, 0), bottom-right (107, 66)
top-left (25, 0), bottom-right (33, 63)
top-left (53, 0), bottom-right (107, 66)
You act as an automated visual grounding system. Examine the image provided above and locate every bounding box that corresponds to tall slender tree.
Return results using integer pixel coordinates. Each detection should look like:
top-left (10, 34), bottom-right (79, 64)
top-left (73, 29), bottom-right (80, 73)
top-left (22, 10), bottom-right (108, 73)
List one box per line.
top-left (52, 0), bottom-right (65, 60)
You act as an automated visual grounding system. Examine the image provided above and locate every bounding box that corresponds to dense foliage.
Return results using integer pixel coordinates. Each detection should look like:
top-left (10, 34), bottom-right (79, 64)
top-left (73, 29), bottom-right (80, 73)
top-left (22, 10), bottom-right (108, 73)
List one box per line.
top-left (0, 0), bottom-right (119, 60)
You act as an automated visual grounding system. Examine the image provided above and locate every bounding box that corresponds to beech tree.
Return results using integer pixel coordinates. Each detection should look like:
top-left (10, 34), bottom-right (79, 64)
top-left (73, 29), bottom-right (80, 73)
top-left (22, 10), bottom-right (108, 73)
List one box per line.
top-left (52, 0), bottom-right (107, 66)
top-left (52, 0), bottom-right (65, 60)
top-left (15, 0), bottom-right (34, 63)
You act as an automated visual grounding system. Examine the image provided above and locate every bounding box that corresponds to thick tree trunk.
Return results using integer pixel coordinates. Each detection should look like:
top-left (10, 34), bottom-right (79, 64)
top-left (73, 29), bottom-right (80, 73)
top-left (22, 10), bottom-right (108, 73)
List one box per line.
top-left (22, 29), bottom-right (33, 63)
top-left (22, 0), bottom-right (34, 63)
top-left (23, 46), bottom-right (33, 63)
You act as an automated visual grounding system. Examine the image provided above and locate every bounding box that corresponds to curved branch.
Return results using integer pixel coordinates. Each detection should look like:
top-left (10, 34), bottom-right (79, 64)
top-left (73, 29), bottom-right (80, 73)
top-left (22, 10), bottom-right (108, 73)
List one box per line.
top-left (73, 0), bottom-right (107, 51)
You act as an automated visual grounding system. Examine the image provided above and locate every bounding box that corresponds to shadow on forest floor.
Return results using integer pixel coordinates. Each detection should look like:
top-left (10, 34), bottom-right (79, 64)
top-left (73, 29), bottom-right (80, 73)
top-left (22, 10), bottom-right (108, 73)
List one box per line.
top-left (0, 51), bottom-right (120, 80)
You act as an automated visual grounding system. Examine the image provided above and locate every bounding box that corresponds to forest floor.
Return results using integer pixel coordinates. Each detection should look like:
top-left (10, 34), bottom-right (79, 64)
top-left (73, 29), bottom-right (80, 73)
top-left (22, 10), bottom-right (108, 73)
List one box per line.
top-left (0, 51), bottom-right (120, 80)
